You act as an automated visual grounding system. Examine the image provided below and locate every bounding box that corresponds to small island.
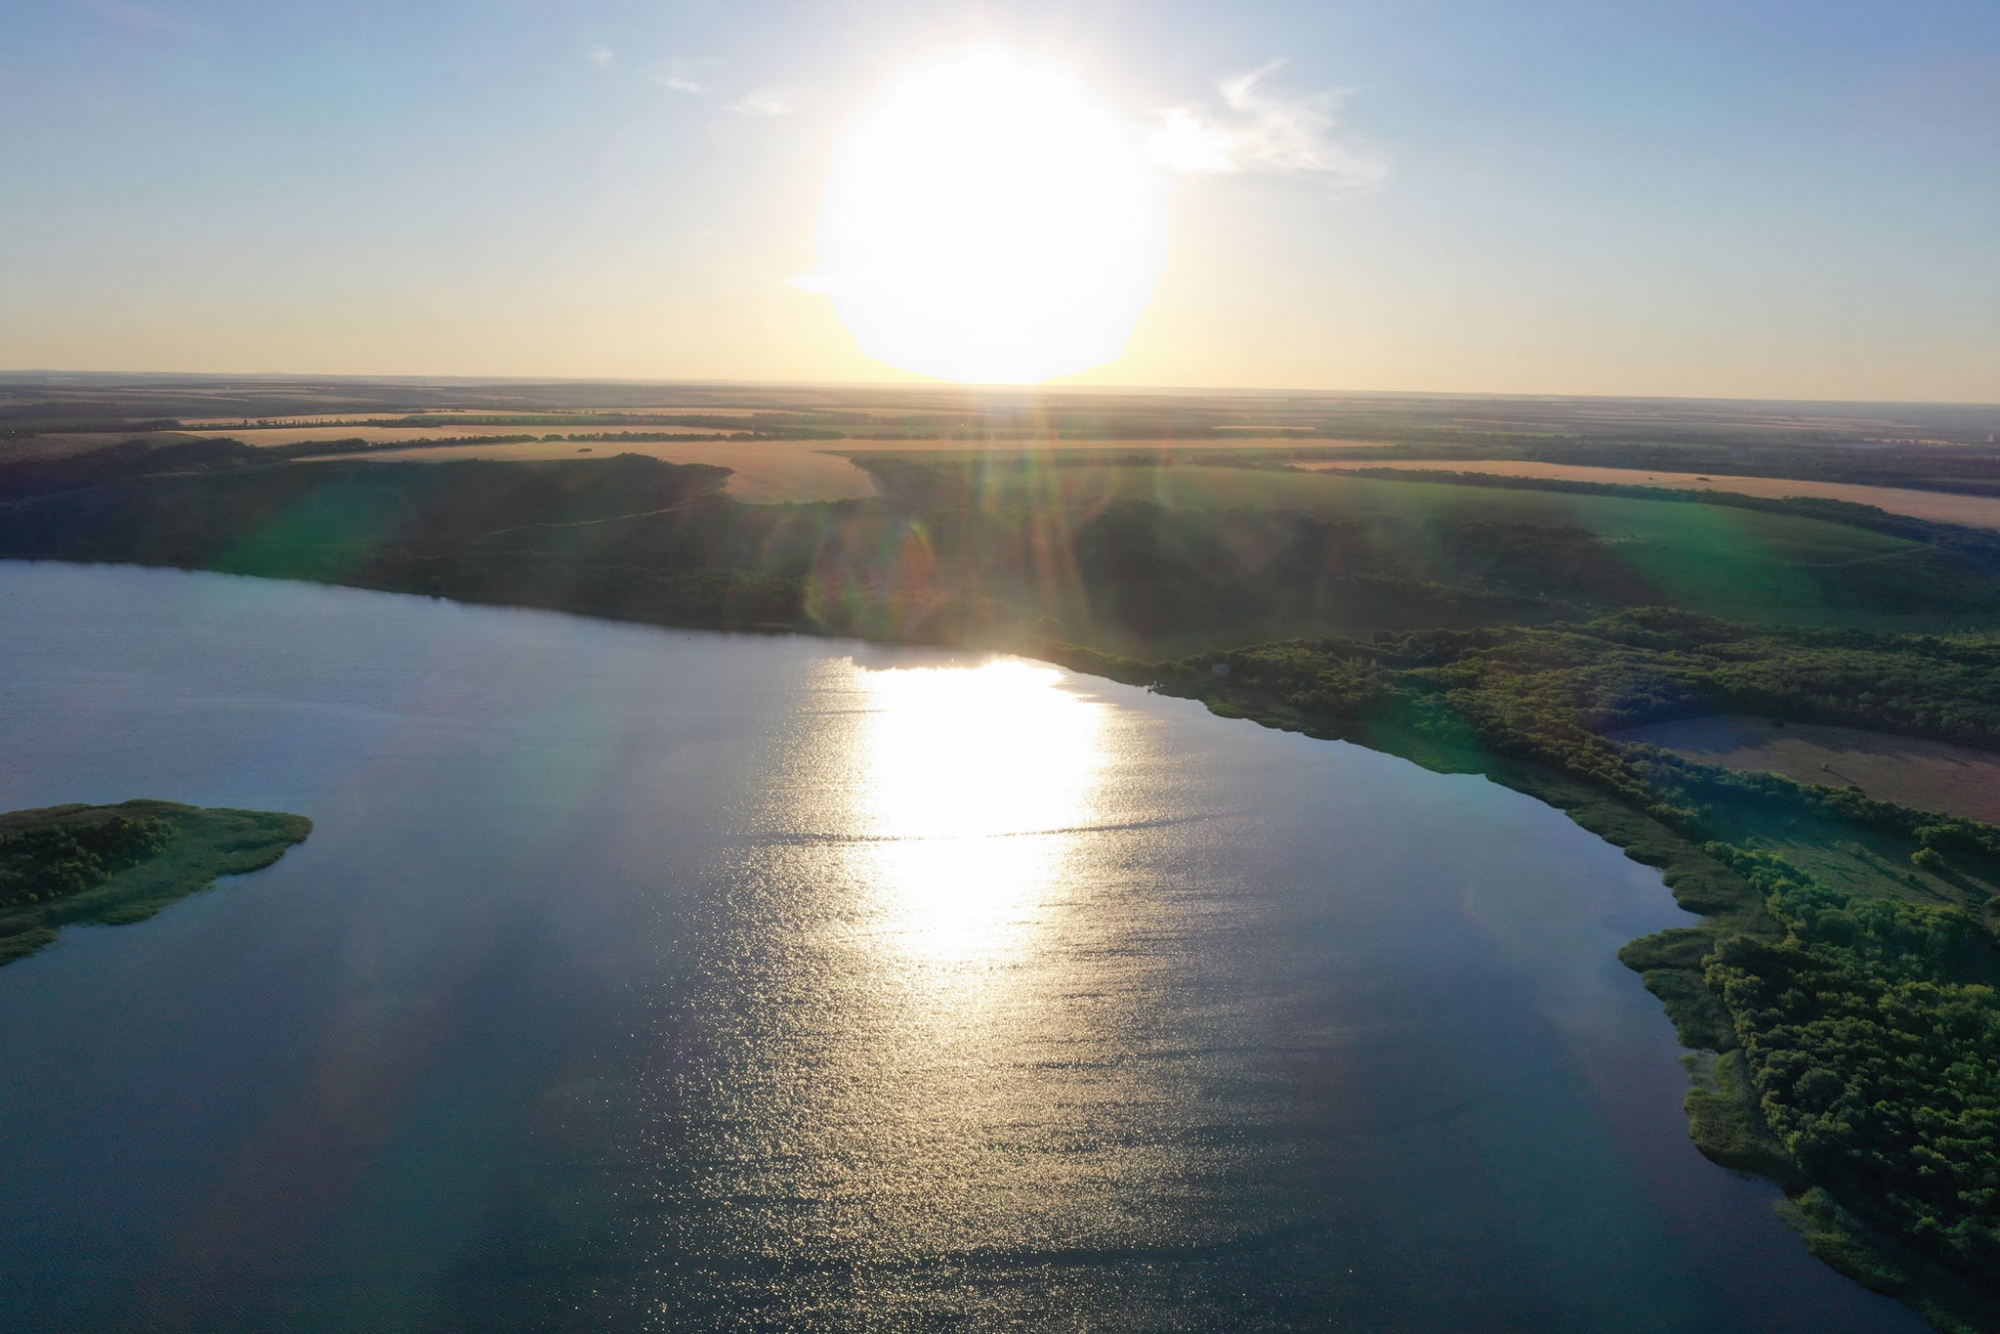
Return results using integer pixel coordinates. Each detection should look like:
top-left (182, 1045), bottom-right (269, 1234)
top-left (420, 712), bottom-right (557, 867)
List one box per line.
top-left (0, 800), bottom-right (312, 966)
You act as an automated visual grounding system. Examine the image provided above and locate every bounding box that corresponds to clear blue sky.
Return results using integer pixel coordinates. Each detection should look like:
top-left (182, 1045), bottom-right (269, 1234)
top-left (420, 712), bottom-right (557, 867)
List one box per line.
top-left (4, 0), bottom-right (1996, 399)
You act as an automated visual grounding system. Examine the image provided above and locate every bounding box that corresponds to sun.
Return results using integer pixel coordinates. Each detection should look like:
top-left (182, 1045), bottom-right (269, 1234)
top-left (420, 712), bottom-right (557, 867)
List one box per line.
top-left (805, 47), bottom-right (1168, 385)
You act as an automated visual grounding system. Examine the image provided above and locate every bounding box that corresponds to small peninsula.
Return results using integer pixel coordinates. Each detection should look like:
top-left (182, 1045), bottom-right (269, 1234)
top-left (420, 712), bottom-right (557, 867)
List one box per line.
top-left (0, 800), bottom-right (312, 966)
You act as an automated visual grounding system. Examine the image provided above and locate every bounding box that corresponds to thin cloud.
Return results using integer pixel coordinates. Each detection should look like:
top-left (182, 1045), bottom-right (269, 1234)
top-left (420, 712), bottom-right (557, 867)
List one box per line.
top-left (647, 59), bottom-right (713, 95)
top-left (585, 44), bottom-right (614, 68)
top-left (1146, 60), bottom-right (1385, 190)
top-left (727, 87), bottom-right (802, 117)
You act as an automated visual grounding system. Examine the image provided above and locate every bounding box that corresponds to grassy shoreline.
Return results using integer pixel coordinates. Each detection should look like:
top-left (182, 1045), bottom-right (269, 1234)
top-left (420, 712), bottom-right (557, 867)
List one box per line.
top-left (0, 799), bottom-right (312, 966)
top-left (1099, 666), bottom-right (1996, 1334)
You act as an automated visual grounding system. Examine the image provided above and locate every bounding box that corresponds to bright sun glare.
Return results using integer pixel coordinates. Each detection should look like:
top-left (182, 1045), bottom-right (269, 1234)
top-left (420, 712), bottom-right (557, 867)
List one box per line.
top-left (807, 48), bottom-right (1169, 385)
top-left (857, 659), bottom-right (1105, 964)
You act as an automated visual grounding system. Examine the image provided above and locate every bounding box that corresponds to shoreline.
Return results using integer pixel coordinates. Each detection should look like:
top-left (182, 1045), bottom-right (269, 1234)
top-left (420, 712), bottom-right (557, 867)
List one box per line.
top-left (1112, 672), bottom-right (1993, 1334)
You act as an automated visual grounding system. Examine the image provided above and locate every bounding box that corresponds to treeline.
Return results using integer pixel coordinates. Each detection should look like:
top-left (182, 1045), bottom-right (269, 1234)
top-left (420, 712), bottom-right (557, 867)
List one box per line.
top-left (132, 412), bottom-right (851, 438)
top-left (267, 434), bottom-right (541, 458)
top-left (383, 413), bottom-right (847, 438)
top-left (272, 430), bottom-right (815, 460)
top-left (1175, 611), bottom-right (2000, 756)
top-left (542, 431), bottom-right (737, 444)
top-left (0, 452), bottom-right (864, 635)
top-left (0, 813), bottom-right (173, 908)
top-left (0, 418), bottom-right (183, 439)
top-left (1, 425), bottom-right (825, 487)
top-left (0, 437), bottom-right (260, 498)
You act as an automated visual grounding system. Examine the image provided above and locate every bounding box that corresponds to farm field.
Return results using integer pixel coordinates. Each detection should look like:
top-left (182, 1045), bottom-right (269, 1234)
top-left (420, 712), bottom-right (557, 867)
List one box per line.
top-left (1614, 715), bottom-right (2000, 826)
top-left (214, 424), bottom-right (745, 446)
top-left (851, 435), bottom-right (1388, 449)
top-left (335, 436), bottom-right (1379, 502)
top-left (179, 413), bottom-right (416, 427)
top-left (1302, 458), bottom-right (2000, 531)
top-left (967, 460), bottom-right (1919, 561)
top-left (351, 437), bottom-right (880, 503)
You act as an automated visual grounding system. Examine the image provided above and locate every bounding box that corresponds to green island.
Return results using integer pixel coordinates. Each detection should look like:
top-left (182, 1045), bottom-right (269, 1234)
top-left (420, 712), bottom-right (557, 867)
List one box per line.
top-left (2, 422), bottom-right (1998, 1329)
top-left (0, 799), bottom-right (313, 966)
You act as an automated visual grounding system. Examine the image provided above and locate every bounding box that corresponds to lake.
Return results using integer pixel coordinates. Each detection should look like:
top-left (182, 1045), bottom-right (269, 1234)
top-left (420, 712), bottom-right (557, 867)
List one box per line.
top-left (0, 562), bottom-right (1926, 1332)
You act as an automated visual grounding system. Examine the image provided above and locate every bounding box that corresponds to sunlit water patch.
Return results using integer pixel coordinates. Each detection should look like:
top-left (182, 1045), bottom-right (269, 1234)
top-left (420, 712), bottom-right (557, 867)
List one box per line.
top-left (0, 562), bottom-right (1924, 1332)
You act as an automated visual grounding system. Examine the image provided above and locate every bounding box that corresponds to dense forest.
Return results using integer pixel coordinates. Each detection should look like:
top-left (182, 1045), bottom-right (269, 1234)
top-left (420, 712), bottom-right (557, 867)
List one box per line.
top-left (0, 811), bottom-right (172, 907)
top-left (1710, 855), bottom-right (1998, 1276)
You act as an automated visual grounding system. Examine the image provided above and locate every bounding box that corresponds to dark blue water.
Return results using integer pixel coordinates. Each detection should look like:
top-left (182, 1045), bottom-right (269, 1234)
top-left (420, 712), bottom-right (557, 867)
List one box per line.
top-left (0, 562), bottom-right (1925, 1332)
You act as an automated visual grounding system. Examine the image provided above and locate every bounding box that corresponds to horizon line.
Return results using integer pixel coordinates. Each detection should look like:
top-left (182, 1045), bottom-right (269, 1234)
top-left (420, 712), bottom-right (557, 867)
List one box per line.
top-left (2, 368), bottom-right (1996, 412)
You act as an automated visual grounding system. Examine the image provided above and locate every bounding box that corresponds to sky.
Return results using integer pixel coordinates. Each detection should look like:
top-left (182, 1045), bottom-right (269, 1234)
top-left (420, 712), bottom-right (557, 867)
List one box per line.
top-left (3, 0), bottom-right (1997, 400)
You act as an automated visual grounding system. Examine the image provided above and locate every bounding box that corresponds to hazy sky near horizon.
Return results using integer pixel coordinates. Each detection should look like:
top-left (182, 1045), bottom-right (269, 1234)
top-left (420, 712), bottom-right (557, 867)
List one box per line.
top-left (4, 0), bottom-right (1997, 400)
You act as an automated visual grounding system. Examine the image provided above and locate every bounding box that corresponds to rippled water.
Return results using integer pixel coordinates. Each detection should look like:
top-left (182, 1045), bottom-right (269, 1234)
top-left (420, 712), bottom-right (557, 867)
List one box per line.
top-left (0, 562), bottom-right (1924, 1332)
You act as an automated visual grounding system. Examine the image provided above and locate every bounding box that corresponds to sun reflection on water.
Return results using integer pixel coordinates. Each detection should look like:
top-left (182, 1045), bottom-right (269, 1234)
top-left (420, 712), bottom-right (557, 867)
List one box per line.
top-left (655, 652), bottom-right (1149, 1285)
top-left (853, 658), bottom-right (1106, 966)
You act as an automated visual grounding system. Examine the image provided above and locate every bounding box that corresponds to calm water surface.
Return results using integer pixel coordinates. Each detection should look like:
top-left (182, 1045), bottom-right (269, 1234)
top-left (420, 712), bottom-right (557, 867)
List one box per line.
top-left (0, 562), bottom-right (1924, 1332)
